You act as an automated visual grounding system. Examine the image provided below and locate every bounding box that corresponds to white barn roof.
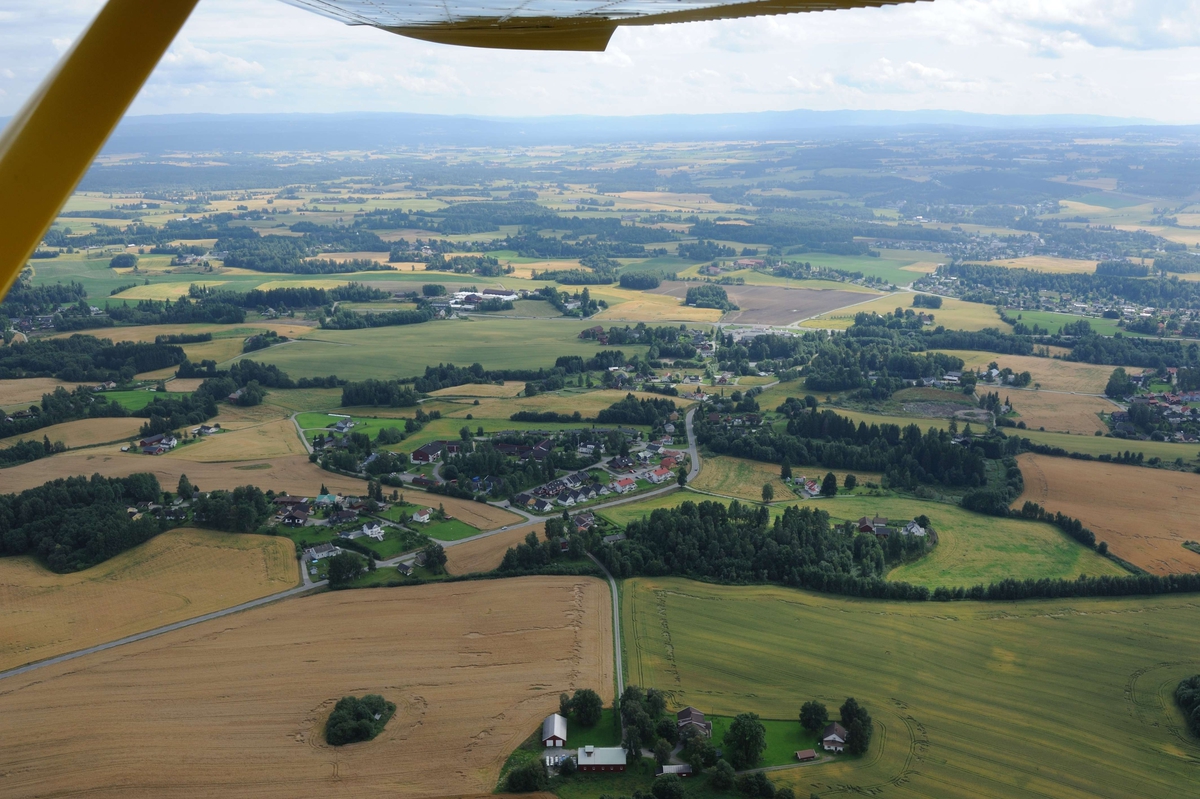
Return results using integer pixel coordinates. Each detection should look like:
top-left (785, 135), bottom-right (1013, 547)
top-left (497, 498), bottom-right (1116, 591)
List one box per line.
top-left (542, 713), bottom-right (567, 743)
top-left (577, 745), bottom-right (626, 766)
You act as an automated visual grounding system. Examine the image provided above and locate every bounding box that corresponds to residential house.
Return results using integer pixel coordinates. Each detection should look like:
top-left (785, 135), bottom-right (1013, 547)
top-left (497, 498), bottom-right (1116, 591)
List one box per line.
top-left (314, 494), bottom-right (339, 507)
top-left (554, 536), bottom-right (570, 553)
top-left (612, 477), bottom-right (636, 494)
top-left (647, 466), bottom-right (672, 484)
top-left (228, 387), bottom-right (245, 402)
top-left (902, 520), bottom-right (927, 537)
top-left (573, 512), bottom-right (596, 532)
top-left (602, 533), bottom-right (626, 545)
top-left (333, 418), bottom-right (355, 433)
top-left (577, 746), bottom-right (626, 772)
top-left (556, 491), bottom-right (577, 507)
top-left (412, 507), bottom-right (435, 524)
top-left (304, 543), bottom-right (340, 560)
top-left (193, 424), bottom-right (221, 436)
top-left (659, 456), bottom-right (677, 470)
top-left (531, 498), bottom-right (555, 513)
top-left (341, 523), bottom-right (385, 541)
top-left (396, 562), bottom-right (412, 576)
top-left (822, 722), bottom-right (848, 753)
top-left (282, 509), bottom-right (309, 527)
top-left (676, 707), bottom-right (712, 737)
top-left (330, 509), bottom-right (358, 525)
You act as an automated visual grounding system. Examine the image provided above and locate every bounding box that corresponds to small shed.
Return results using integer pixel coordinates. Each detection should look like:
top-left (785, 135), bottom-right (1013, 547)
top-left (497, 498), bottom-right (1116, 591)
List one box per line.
top-left (796, 749), bottom-right (817, 762)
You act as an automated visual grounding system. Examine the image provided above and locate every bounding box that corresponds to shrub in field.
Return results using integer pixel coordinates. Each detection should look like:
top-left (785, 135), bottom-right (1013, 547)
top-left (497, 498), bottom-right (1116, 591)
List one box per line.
top-left (325, 694), bottom-right (395, 746)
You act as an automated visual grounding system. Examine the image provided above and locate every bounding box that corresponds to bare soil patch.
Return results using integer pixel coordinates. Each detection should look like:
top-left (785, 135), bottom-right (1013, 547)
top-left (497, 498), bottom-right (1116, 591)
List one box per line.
top-left (0, 577), bottom-right (613, 798)
top-left (1015, 453), bottom-right (1200, 574)
top-left (649, 283), bottom-right (865, 325)
top-left (0, 529), bottom-right (297, 672)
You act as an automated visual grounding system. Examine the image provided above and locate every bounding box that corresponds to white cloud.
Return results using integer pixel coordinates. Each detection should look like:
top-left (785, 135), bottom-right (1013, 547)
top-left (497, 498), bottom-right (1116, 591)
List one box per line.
top-left (4, 0), bottom-right (1200, 122)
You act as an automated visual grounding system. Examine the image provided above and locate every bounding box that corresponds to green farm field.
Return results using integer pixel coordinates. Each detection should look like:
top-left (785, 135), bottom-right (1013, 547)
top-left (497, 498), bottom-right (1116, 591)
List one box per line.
top-left (235, 317), bottom-right (648, 380)
top-left (622, 577), bottom-right (1200, 799)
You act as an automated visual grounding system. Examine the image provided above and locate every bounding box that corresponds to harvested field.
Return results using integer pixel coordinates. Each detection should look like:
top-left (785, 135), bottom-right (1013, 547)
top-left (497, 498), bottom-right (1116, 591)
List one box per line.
top-left (802, 293), bottom-right (1010, 332)
top-left (0, 377), bottom-right (84, 408)
top-left (1007, 390), bottom-right (1112, 434)
top-left (0, 417), bottom-right (144, 449)
top-left (429, 381), bottom-right (524, 398)
top-left (648, 283), bottom-right (865, 325)
top-left (0, 453), bottom-right (370, 495)
top-left (0, 529), bottom-right (297, 672)
top-left (934, 351), bottom-right (1132, 394)
top-left (0, 577), bottom-right (614, 798)
top-left (166, 419), bottom-right (308, 462)
top-left (624, 577), bottom-right (1200, 799)
top-left (690, 456), bottom-right (795, 502)
top-left (446, 522), bottom-right (542, 574)
top-left (433, 495), bottom-right (522, 530)
top-left (1016, 453), bottom-right (1200, 574)
top-left (165, 377), bottom-right (206, 392)
top-left (991, 256), bottom-right (1099, 273)
top-left (48, 322), bottom-right (316, 344)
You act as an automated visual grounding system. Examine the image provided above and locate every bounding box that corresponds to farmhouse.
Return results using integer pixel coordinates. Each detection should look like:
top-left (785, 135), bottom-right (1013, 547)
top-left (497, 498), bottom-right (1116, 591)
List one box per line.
top-left (577, 745), bottom-right (626, 772)
top-left (676, 707), bottom-right (712, 737)
top-left (282, 509), bottom-right (309, 527)
top-left (822, 722), bottom-right (848, 753)
top-left (902, 520), bottom-right (927, 537)
top-left (412, 508), bottom-right (435, 524)
top-left (541, 713), bottom-right (568, 747)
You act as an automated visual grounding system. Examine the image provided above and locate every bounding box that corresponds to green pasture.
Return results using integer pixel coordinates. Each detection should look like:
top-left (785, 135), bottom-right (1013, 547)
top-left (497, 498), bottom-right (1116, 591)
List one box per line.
top-left (295, 412), bottom-right (410, 440)
top-left (416, 519), bottom-right (480, 541)
top-left (706, 716), bottom-right (822, 768)
top-left (104, 390), bottom-right (188, 411)
top-left (1008, 309), bottom-right (1124, 337)
top-left (235, 317), bottom-right (647, 380)
top-left (622, 576), bottom-right (1200, 799)
top-left (564, 708), bottom-right (623, 749)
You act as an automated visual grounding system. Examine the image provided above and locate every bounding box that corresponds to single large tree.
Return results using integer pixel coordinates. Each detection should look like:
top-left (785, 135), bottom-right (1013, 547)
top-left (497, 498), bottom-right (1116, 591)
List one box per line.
top-left (799, 700), bottom-right (828, 734)
top-left (762, 483), bottom-right (774, 503)
top-left (177, 474), bottom-right (193, 498)
top-left (571, 688), bottom-right (604, 727)
top-left (421, 542), bottom-right (447, 574)
top-left (723, 712), bottom-right (767, 769)
top-left (820, 471), bottom-right (839, 497)
top-left (327, 552), bottom-right (366, 586)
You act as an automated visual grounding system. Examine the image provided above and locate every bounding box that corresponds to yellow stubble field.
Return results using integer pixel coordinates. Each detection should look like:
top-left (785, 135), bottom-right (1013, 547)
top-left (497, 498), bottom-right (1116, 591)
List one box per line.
top-left (0, 577), bottom-right (613, 798)
top-left (0, 528), bottom-right (297, 672)
top-left (1016, 453), bottom-right (1200, 574)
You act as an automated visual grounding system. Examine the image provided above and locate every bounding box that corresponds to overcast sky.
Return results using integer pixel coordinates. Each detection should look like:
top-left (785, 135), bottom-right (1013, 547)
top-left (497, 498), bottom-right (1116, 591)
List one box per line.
top-left (2, 0), bottom-right (1200, 122)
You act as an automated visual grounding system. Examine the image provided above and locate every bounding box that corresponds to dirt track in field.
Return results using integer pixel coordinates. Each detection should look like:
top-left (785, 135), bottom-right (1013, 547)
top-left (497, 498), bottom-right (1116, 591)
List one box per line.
top-left (1015, 453), bottom-right (1200, 574)
top-left (0, 577), bottom-right (613, 799)
top-left (649, 283), bottom-right (865, 324)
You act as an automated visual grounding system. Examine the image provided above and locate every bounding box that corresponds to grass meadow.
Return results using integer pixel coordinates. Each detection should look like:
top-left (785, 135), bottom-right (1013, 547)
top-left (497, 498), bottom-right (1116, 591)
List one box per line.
top-left (622, 576), bottom-right (1200, 799)
top-left (802, 293), bottom-right (1012, 332)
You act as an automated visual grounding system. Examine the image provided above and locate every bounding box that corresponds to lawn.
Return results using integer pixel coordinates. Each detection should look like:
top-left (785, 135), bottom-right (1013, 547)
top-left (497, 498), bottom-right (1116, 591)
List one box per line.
top-left (416, 518), bottom-right (480, 541)
top-left (104, 389), bottom-right (188, 411)
top-left (235, 317), bottom-right (651, 380)
top-left (707, 716), bottom-right (822, 768)
top-left (622, 576), bottom-right (1200, 799)
top-left (1007, 309), bottom-right (1125, 337)
top-left (295, 412), bottom-right (411, 440)
top-left (564, 707), bottom-right (623, 748)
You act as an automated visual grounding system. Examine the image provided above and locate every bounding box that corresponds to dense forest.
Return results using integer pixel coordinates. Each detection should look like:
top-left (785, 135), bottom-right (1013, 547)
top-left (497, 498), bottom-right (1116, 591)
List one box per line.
top-left (0, 336), bottom-right (186, 381)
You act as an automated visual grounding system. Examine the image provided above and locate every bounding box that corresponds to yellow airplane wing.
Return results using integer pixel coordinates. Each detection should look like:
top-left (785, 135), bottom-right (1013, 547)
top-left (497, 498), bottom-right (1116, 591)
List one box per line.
top-left (0, 0), bottom-right (923, 297)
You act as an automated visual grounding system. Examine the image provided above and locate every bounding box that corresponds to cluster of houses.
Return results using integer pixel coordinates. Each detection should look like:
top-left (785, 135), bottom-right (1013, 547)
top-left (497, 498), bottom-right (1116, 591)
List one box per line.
top-left (513, 471), bottom-right (605, 512)
top-left (274, 493), bottom-right (377, 528)
top-left (1117, 391), bottom-right (1200, 442)
top-left (430, 287), bottom-right (521, 313)
top-left (410, 440), bottom-right (465, 464)
top-left (705, 411), bottom-right (763, 427)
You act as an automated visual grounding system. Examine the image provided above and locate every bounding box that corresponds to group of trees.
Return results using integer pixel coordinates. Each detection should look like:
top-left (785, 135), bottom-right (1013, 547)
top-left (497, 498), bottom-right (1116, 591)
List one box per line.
top-left (594, 500), bottom-right (930, 600)
top-left (595, 393), bottom-right (677, 427)
top-left (340, 379), bottom-right (422, 407)
top-left (698, 407), bottom-right (990, 491)
top-left (0, 335), bottom-right (186, 382)
top-left (558, 687), bottom-right (604, 727)
top-left (799, 697), bottom-right (872, 754)
top-left (321, 307), bottom-right (434, 330)
top-left (685, 284), bottom-right (738, 311)
top-left (0, 474), bottom-right (163, 572)
top-left (189, 486), bottom-right (273, 533)
top-left (324, 695), bottom-right (395, 746)
top-left (1175, 675), bottom-right (1200, 738)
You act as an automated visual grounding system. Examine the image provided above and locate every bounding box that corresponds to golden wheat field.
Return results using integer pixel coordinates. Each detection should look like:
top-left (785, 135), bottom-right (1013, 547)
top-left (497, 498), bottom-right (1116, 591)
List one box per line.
top-left (0, 416), bottom-right (145, 448)
top-left (802, 294), bottom-right (1008, 332)
top-left (0, 377), bottom-right (84, 407)
top-left (0, 529), bottom-right (297, 672)
top-left (1007, 390), bottom-right (1112, 434)
top-left (934, 350), bottom-right (1130, 394)
top-left (445, 522), bottom-right (542, 575)
top-left (166, 419), bottom-right (309, 462)
top-left (0, 577), bottom-right (613, 799)
top-left (428, 381), bottom-right (525, 398)
top-left (990, 256), bottom-right (1100, 273)
top-left (1016, 453), bottom-right (1200, 574)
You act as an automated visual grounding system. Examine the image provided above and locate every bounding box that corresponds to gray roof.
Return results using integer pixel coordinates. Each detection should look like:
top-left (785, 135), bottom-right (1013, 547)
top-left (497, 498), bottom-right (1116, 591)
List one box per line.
top-left (542, 713), bottom-right (567, 743)
top-left (577, 746), bottom-right (626, 766)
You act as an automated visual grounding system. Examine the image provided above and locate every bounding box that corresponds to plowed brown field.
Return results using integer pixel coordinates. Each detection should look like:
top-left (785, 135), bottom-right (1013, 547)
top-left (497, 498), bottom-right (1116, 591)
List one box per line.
top-left (1015, 453), bottom-right (1200, 574)
top-left (0, 577), bottom-right (614, 798)
top-left (0, 529), bottom-right (297, 672)
top-left (446, 522), bottom-right (542, 574)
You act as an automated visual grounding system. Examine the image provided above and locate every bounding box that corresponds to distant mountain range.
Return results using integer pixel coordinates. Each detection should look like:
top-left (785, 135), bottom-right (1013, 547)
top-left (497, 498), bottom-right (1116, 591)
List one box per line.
top-left (3, 109), bottom-right (1166, 154)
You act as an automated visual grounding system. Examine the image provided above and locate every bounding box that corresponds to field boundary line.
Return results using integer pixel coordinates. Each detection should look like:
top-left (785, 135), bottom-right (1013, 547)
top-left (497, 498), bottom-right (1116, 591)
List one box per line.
top-left (0, 580), bottom-right (323, 683)
top-left (588, 552), bottom-right (624, 697)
